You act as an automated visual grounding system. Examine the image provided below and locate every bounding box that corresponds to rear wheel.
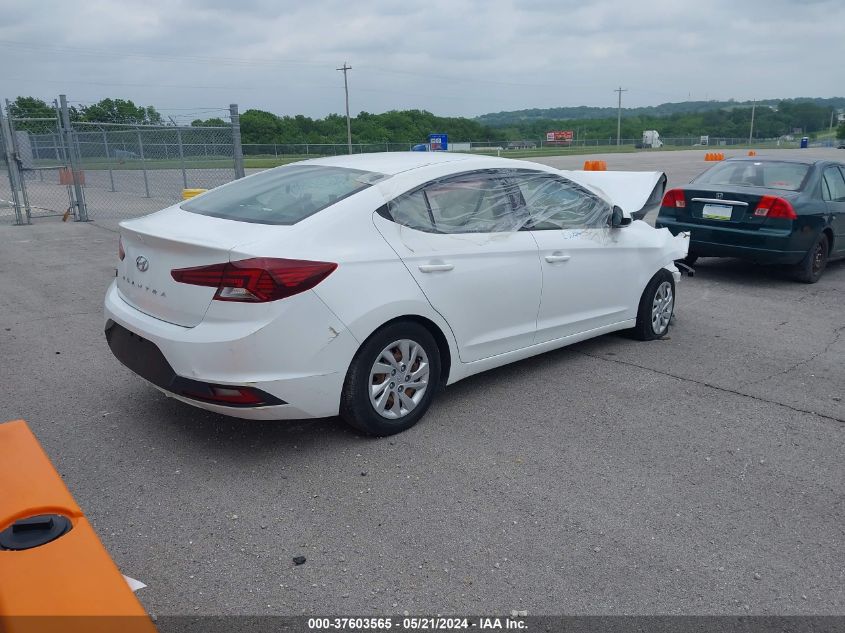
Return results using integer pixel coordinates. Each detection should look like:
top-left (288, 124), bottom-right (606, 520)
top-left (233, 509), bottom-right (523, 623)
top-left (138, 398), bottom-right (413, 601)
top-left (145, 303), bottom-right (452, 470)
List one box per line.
top-left (631, 270), bottom-right (675, 341)
top-left (793, 233), bottom-right (829, 284)
top-left (340, 321), bottom-right (441, 436)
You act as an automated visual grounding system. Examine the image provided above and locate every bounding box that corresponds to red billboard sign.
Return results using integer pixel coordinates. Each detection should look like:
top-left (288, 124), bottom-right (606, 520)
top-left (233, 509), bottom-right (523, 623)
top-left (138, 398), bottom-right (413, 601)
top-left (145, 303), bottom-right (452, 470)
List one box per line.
top-left (546, 130), bottom-right (574, 142)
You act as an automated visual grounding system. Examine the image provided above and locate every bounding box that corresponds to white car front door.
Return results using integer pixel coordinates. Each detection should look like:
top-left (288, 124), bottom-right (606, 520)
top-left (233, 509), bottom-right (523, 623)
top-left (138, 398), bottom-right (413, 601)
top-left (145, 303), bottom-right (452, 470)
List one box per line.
top-left (512, 172), bottom-right (645, 343)
top-left (373, 171), bottom-right (541, 363)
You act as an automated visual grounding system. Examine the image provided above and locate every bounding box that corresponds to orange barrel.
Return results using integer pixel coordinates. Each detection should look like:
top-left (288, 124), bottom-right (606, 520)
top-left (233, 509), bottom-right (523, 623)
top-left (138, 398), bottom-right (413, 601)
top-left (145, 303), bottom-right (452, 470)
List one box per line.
top-left (0, 420), bottom-right (157, 633)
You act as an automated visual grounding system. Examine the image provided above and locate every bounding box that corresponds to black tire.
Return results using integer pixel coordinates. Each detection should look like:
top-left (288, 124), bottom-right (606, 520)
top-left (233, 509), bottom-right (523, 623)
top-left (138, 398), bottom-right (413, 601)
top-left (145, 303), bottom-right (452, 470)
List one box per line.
top-left (793, 233), bottom-right (829, 284)
top-left (340, 321), bottom-right (441, 436)
top-left (631, 269), bottom-right (676, 341)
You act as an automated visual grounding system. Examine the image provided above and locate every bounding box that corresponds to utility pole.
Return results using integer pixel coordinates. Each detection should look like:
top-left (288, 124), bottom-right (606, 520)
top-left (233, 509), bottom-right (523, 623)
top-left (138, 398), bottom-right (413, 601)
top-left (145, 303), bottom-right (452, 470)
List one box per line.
top-left (749, 100), bottom-right (756, 145)
top-left (337, 62), bottom-right (352, 154)
top-left (614, 86), bottom-right (627, 146)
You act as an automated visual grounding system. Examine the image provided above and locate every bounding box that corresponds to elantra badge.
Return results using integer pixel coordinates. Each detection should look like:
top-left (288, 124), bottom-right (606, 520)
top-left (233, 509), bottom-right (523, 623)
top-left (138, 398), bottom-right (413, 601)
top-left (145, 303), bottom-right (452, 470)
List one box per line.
top-left (136, 256), bottom-right (150, 272)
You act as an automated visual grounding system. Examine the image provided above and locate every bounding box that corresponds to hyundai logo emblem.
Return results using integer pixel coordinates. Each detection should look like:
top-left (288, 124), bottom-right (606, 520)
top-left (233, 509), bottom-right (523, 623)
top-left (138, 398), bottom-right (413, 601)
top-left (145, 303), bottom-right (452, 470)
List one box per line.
top-left (135, 255), bottom-right (150, 272)
top-left (715, 192), bottom-right (724, 199)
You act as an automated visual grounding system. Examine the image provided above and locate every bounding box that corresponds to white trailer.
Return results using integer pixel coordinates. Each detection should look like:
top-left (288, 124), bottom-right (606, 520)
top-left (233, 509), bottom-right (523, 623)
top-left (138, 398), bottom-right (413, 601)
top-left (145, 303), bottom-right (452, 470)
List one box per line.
top-left (641, 130), bottom-right (663, 149)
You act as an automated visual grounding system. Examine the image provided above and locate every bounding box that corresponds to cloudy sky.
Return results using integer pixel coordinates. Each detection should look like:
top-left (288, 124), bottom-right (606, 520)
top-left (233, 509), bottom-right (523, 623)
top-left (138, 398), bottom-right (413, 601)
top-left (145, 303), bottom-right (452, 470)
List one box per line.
top-left (1, 0), bottom-right (842, 122)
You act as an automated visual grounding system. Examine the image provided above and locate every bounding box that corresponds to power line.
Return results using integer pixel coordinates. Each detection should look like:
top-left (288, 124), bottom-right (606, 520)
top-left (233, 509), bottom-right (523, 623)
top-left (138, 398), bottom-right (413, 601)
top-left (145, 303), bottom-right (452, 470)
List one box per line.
top-left (0, 39), bottom-right (326, 69)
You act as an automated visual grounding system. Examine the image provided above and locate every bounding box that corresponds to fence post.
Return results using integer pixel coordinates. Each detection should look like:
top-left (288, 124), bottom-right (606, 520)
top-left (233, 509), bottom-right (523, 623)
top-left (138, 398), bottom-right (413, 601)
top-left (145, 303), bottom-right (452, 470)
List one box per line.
top-left (0, 103), bottom-right (28, 225)
top-left (101, 127), bottom-right (115, 192)
top-left (136, 129), bottom-right (150, 198)
top-left (59, 95), bottom-right (88, 222)
top-left (4, 99), bottom-right (35, 223)
top-left (230, 104), bottom-right (245, 179)
top-left (176, 127), bottom-right (188, 189)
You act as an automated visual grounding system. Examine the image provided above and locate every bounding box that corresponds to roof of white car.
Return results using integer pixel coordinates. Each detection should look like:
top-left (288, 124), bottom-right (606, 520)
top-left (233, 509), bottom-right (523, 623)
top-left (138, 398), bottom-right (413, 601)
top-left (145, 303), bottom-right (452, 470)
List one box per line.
top-left (297, 151), bottom-right (506, 175)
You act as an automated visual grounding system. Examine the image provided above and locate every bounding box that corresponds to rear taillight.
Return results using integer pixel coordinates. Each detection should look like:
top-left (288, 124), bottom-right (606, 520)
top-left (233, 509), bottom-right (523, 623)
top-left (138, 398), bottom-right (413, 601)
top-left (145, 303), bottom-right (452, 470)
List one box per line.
top-left (181, 385), bottom-right (265, 405)
top-left (661, 188), bottom-right (686, 208)
top-left (171, 257), bottom-right (337, 302)
top-left (754, 195), bottom-right (797, 219)
top-left (118, 237), bottom-right (125, 261)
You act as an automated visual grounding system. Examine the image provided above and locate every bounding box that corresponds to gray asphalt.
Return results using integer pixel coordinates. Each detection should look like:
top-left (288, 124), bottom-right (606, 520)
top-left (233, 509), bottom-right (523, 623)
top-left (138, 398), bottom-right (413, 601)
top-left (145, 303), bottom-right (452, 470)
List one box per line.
top-left (0, 148), bottom-right (843, 617)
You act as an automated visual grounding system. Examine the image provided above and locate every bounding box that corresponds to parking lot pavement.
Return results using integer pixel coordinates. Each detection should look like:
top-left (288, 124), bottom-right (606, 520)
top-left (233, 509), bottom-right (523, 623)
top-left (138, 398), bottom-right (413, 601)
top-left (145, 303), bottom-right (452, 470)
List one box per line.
top-left (535, 147), bottom-right (843, 190)
top-left (1, 149), bottom-right (843, 617)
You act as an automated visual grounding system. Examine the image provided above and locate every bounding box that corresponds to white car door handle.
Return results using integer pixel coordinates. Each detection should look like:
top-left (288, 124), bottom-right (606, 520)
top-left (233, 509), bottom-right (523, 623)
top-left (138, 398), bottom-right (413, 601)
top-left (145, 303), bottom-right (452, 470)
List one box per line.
top-left (418, 263), bottom-right (454, 273)
top-left (545, 254), bottom-right (571, 263)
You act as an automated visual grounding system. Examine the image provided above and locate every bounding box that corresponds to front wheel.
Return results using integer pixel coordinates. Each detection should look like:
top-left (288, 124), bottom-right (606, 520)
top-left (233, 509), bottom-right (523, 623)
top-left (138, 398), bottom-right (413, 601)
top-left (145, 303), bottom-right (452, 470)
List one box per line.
top-left (340, 321), bottom-right (441, 436)
top-left (631, 270), bottom-right (676, 341)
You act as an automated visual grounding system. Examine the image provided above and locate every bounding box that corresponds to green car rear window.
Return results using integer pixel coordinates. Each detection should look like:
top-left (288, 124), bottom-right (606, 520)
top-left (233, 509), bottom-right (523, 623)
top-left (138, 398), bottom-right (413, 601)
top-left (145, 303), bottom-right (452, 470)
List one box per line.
top-left (181, 165), bottom-right (383, 225)
top-left (694, 161), bottom-right (810, 191)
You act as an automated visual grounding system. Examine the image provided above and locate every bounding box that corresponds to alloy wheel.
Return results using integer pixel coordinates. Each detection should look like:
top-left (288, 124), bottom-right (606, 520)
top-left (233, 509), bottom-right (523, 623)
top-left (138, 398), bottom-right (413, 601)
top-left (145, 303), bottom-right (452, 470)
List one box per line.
top-left (651, 281), bottom-right (673, 335)
top-left (368, 339), bottom-right (430, 420)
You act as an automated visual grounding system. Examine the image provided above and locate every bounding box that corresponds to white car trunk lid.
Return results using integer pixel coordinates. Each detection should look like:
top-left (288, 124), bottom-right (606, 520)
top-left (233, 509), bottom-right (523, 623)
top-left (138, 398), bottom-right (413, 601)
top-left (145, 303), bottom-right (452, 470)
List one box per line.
top-left (116, 209), bottom-right (287, 327)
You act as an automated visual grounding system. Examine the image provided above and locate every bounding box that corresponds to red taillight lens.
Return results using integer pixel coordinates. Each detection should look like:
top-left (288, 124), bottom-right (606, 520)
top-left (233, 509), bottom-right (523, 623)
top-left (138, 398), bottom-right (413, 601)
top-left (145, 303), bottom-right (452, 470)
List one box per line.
top-left (754, 195), bottom-right (797, 219)
top-left (661, 188), bottom-right (686, 208)
top-left (181, 385), bottom-right (265, 405)
top-left (171, 258), bottom-right (338, 302)
top-left (118, 237), bottom-right (125, 261)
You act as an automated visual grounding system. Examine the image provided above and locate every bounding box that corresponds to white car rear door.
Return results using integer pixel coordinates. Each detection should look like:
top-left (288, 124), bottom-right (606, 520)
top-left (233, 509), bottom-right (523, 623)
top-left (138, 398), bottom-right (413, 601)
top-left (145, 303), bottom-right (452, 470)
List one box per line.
top-left (373, 171), bottom-right (541, 363)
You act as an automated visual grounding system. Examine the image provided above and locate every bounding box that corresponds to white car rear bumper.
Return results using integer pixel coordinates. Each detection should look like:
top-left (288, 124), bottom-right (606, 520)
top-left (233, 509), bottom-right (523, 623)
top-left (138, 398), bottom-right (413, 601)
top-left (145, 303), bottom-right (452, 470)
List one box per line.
top-left (103, 281), bottom-right (359, 420)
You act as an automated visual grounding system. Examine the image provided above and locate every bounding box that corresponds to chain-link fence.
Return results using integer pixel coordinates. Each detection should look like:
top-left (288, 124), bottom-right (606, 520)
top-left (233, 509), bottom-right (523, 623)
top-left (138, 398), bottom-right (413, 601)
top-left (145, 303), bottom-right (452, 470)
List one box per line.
top-left (0, 96), bottom-right (245, 225)
top-left (3, 112), bottom-right (78, 224)
top-left (239, 136), bottom-right (801, 160)
top-left (65, 118), bottom-right (243, 222)
top-left (0, 117), bottom-right (14, 223)
top-left (1, 95), bottom-right (810, 227)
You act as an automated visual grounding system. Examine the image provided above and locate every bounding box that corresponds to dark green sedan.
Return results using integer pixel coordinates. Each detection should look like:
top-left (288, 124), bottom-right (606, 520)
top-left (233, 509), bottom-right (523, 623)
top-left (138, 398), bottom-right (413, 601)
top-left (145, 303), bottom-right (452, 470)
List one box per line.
top-left (655, 158), bottom-right (845, 282)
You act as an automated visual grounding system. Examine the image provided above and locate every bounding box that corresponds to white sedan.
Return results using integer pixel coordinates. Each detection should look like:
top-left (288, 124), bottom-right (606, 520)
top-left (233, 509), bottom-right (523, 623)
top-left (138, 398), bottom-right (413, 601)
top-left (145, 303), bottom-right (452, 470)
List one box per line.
top-left (104, 152), bottom-right (688, 435)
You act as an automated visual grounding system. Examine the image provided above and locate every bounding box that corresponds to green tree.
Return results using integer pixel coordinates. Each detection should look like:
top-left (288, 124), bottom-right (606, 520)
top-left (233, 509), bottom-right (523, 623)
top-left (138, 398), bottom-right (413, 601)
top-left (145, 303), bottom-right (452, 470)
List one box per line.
top-left (79, 98), bottom-right (162, 124)
top-left (191, 117), bottom-right (228, 127)
top-left (836, 122), bottom-right (845, 140)
top-left (7, 96), bottom-right (55, 118)
top-left (239, 109), bottom-right (283, 144)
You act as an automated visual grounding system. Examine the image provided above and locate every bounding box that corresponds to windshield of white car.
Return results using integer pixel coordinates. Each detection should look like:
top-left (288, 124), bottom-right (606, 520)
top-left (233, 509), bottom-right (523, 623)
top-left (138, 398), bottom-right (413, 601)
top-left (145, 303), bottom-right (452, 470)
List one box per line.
top-left (181, 165), bottom-right (384, 225)
top-left (693, 161), bottom-right (810, 191)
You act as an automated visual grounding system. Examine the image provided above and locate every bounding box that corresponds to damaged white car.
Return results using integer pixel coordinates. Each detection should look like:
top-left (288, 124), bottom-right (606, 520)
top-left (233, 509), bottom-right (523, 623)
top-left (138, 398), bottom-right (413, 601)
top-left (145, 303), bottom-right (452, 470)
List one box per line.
top-left (104, 152), bottom-right (688, 435)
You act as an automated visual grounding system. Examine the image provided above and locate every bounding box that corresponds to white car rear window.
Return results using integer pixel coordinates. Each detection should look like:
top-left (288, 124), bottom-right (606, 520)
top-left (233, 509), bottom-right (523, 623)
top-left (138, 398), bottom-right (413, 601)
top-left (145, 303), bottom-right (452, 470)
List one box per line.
top-left (182, 165), bottom-right (383, 225)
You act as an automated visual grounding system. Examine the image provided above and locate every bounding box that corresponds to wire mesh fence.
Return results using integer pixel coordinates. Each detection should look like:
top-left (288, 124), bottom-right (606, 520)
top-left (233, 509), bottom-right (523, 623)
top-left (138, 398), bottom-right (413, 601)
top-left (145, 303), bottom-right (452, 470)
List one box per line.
top-left (63, 121), bottom-right (241, 222)
top-left (0, 94), bottom-right (811, 227)
top-left (0, 131), bottom-right (14, 224)
top-left (0, 97), bottom-right (245, 225)
top-left (239, 136), bottom-right (801, 160)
